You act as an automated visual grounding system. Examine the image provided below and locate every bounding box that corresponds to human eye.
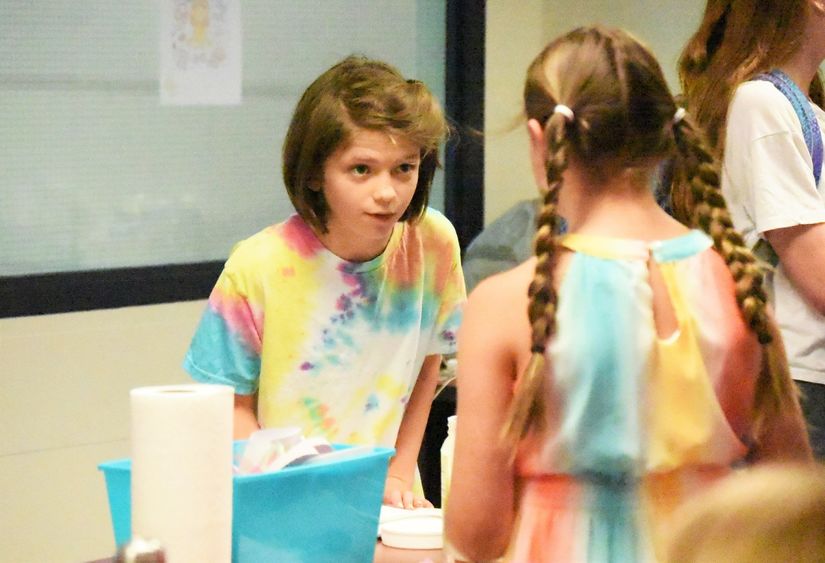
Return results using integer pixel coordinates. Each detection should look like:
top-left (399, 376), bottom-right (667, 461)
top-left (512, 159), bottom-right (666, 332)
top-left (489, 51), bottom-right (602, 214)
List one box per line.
top-left (397, 161), bottom-right (419, 174)
top-left (351, 164), bottom-right (370, 176)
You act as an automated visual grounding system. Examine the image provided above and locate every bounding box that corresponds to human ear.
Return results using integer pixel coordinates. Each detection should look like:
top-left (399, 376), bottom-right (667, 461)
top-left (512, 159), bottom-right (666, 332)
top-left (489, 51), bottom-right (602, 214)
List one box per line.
top-left (307, 176), bottom-right (323, 192)
top-left (527, 118), bottom-right (549, 193)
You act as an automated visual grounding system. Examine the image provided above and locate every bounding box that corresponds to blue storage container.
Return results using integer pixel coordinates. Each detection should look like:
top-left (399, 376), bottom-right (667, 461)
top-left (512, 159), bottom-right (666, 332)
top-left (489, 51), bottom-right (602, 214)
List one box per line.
top-left (99, 443), bottom-right (394, 563)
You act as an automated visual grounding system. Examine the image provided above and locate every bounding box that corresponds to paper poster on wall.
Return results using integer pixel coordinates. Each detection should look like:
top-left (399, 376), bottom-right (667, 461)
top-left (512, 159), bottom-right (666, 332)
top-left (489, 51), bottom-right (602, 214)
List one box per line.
top-left (160, 0), bottom-right (242, 105)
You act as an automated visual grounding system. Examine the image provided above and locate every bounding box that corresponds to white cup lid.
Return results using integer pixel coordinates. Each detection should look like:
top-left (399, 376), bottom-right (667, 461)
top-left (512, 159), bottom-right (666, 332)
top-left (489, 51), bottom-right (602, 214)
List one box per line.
top-left (379, 507), bottom-right (443, 550)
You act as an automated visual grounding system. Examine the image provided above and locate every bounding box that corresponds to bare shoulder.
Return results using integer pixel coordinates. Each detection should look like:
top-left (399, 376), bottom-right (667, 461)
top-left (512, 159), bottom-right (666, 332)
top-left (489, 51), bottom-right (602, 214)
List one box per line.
top-left (457, 259), bottom-right (533, 391)
top-left (460, 259), bottom-right (534, 360)
top-left (466, 258), bottom-right (535, 312)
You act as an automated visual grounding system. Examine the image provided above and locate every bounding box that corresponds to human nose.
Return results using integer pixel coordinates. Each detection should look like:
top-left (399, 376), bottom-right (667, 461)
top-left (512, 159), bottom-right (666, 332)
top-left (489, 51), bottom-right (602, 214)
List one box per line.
top-left (373, 179), bottom-right (399, 205)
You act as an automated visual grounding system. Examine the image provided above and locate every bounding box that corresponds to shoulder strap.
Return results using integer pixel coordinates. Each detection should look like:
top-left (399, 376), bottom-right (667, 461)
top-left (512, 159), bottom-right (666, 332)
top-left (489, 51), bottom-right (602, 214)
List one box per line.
top-left (755, 69), bottom-right (823, 188)
top-left (750, 70), bottom-right (824, 268)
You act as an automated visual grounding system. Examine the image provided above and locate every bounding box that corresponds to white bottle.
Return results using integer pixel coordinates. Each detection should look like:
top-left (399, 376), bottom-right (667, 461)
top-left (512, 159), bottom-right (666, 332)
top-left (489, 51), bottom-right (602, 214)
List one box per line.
top-left (440, 414), bottom-right (457, 510)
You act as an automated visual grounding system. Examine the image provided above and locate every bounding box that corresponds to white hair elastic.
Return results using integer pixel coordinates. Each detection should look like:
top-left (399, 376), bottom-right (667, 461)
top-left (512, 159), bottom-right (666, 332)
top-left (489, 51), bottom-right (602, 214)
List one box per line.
top-left (553, 104), bottom-right (575, 122)
top-left (673, 107), bottom-right (687, 125)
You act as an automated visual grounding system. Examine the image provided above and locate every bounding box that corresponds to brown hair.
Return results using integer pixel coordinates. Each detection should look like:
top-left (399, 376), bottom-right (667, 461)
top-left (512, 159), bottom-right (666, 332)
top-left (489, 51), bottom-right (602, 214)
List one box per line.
top-left (678, 0), bottom-right (824, 155)
top-left (502, 25), bottom-right (796, 455)
top-left (281, 55), bottom-right (448, 233)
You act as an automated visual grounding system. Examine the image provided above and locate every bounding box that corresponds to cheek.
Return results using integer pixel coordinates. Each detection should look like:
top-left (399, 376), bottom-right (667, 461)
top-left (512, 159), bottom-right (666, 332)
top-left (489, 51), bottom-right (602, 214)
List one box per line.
top-left (403, 174), bottom-right (420, 198)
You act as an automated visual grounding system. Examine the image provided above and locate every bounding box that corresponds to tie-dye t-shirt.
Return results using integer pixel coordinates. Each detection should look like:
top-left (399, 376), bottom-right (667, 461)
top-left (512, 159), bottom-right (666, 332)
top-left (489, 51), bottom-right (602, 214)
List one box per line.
top-left (510, 230), bottom-right (762, 562)
top-left (184, 208), bottom-right (465, 448)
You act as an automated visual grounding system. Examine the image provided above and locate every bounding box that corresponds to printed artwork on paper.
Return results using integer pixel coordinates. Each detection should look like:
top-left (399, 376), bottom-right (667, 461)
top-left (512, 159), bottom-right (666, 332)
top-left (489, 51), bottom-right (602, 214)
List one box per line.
top-left (160, 0), bottom-right (242, 105)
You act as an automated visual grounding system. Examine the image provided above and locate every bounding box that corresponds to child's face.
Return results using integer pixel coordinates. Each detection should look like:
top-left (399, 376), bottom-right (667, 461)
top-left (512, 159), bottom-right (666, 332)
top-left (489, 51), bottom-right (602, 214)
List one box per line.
top-left (318, 128), bottom-right (421, 262)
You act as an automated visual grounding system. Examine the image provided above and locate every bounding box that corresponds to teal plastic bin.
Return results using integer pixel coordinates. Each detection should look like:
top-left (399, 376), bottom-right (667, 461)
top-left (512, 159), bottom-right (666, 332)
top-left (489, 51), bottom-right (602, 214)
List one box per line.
top-left (98, 443), bottom-right (394, 563)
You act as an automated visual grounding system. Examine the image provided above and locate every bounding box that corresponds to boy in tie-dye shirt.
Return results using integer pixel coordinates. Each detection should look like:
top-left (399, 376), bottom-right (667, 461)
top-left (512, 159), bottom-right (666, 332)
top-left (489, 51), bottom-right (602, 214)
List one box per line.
top-left (184, 56), bottom-right (465, 509)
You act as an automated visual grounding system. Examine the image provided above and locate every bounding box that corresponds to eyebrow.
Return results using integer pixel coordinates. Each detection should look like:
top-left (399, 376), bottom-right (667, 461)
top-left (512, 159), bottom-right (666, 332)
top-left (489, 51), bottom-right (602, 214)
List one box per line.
top-left (344, 152), bottom-right (421, 163)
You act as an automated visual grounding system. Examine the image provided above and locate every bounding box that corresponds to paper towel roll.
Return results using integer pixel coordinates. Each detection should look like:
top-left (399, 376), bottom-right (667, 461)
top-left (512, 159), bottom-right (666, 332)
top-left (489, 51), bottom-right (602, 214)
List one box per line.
top-left (130, 383), bottom-right (234, 563)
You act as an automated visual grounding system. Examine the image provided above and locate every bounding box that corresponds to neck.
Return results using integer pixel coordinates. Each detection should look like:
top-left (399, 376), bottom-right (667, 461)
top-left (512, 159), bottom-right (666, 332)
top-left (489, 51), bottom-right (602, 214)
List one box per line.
top-left (559, 164), bottom-right (685, 240)
top-left (780, 13), bottom-right (825, 93)
top-left (780, 59), bottom-right (822, 96)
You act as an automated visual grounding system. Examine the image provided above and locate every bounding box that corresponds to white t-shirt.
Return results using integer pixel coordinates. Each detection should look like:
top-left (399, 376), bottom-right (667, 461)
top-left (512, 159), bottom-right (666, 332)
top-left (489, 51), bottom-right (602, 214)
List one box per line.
top-left (722, 80), bottom-right (825, 384)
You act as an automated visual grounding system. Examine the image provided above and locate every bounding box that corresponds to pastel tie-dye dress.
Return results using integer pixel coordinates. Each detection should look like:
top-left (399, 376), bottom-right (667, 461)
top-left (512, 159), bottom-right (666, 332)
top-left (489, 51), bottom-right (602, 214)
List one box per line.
top-left (184, 208), bottom-right (465, 448)
top-left (510, 230), bottom-right (762, 562)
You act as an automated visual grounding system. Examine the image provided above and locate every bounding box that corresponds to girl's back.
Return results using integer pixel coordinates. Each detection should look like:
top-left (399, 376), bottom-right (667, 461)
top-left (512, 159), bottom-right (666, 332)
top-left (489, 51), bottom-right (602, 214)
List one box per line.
top-left (504, 230), bottom-right (761, 561)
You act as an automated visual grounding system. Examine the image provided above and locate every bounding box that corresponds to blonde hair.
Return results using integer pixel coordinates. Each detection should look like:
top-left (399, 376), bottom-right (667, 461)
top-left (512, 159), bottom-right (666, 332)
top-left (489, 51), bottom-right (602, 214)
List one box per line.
top-left (666, 463), bottom-right (825, 563)
top-left (502, 25), bottom-right (796, 453)
top-left (678, 0), bottom-right (824, 155)
top-left (282, 55), bottom-right (448, 233)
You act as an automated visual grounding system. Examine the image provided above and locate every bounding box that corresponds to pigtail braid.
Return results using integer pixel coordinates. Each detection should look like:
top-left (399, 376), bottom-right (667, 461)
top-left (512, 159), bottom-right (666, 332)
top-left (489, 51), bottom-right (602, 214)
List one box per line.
top-left (673, 117), bottom-right (770, 339)
top-left (501, 114), bottom-right (569, 451)
top-left (672, 114), bottom-right (797, 435)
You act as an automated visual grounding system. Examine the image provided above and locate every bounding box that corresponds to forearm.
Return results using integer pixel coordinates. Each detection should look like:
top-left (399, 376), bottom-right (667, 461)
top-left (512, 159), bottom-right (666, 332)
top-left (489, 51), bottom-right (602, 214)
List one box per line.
top-left (233, 393), bottom-right (260, 440)
top-left (388, 354), bottom-right (441, 483)
top-left (446, 449), bottom-right (515, 560)
top-left (445, 396), bottom-right (515, 559)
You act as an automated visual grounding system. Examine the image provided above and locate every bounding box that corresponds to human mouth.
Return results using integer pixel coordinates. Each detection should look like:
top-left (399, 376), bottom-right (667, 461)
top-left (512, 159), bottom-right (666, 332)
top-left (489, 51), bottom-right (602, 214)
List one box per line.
top-left (367, 212), bottom-right (397, 223)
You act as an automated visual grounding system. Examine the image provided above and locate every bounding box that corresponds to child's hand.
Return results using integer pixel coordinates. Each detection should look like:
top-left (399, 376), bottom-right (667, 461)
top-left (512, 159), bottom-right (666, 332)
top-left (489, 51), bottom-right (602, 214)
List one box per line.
top-left (383, 474), bottom-right (433, 509)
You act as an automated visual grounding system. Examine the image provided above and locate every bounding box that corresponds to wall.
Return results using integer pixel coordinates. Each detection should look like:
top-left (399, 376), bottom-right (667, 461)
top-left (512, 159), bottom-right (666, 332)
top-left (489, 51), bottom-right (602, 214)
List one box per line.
top-left (0, 302), bottom-right (202, 562)
top-left (483, 1), bottom-right (546, 231)
top-left (484, 0), bottom-right (705, 224)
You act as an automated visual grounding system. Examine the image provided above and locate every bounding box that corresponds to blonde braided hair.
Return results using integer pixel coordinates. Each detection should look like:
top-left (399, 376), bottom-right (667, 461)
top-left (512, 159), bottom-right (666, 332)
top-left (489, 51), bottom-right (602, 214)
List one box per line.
top-left (671, 114), bottom-right (797, 434)
top-left (501, 112), bottom-right (568, 447)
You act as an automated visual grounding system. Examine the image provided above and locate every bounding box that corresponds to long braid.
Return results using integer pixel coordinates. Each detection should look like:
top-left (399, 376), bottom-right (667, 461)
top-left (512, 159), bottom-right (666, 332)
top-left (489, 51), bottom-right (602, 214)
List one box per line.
top-left (501, 113), bottom-right (568, 450)
top-left (672, 114), bottom-right (797, 435)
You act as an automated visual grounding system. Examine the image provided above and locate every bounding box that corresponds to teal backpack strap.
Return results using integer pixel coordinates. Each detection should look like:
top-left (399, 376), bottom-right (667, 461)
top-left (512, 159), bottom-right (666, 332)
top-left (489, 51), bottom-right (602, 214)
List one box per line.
top-left (751, 70), bottom-right (824, 267)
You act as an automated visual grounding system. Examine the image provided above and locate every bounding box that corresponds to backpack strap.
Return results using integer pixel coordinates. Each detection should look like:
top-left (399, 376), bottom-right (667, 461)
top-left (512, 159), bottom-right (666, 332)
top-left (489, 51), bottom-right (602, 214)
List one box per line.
top-left (750, 70), bottom-right (824, 268)
top-left (755, 69), bottom-right (823, 187)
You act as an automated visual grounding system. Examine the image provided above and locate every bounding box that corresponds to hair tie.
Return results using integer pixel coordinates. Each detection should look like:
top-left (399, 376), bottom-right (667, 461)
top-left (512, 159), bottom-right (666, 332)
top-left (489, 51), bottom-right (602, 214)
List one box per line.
top-left (553, 104), bottom-right (575, 122)
top-left (673, 107), bottom-right (687, 125)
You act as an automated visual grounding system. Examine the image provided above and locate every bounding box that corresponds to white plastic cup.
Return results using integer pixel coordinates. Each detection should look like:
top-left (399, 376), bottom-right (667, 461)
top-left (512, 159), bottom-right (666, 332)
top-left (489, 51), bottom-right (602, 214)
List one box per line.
top-left (440, 415), bottom-right (457, 510)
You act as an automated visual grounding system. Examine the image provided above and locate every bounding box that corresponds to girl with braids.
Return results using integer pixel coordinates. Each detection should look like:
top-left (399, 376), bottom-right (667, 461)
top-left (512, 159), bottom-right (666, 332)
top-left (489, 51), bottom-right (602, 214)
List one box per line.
top-left (444, 25), bottom-right (811, 562)
top-left (679, 0), bottom-right (825, 459)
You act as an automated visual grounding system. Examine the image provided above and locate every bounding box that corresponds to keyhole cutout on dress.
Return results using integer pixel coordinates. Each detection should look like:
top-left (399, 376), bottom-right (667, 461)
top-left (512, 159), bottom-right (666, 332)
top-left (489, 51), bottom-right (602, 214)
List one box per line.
top-left (648, 256), bottom-right (679, 341)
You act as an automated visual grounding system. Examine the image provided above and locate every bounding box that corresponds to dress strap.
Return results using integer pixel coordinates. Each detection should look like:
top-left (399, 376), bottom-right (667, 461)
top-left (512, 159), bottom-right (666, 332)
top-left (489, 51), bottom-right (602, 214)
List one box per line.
top-left (558, 231), bottom-right (711, 262)
top-left (558, 233), bottom-right (650, 260)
